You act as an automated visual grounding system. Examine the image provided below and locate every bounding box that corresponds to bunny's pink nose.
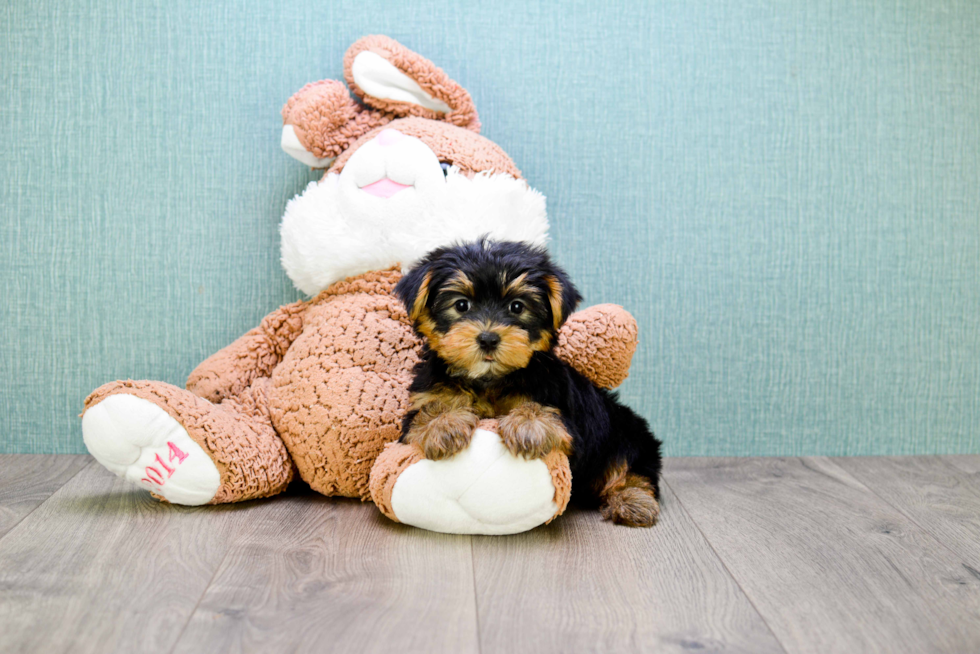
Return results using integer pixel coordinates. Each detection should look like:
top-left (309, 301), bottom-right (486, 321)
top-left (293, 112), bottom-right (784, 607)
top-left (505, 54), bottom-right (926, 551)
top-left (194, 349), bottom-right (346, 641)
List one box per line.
top-left (376, 129), bottom-right (406, 147)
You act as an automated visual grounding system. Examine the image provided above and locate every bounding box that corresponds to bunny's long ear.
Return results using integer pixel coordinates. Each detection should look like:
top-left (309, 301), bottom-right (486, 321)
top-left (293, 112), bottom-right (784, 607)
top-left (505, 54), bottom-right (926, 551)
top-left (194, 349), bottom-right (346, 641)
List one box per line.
top-left (343, 35), bottom-right (480, 133)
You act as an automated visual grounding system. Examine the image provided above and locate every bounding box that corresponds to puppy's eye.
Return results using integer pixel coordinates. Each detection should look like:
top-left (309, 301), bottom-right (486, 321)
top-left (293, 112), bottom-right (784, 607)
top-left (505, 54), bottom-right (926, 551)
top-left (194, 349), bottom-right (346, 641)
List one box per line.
top-left (509, 300), bottom-right (525, 315)
top-left (439, 162), bottom-right (451, 177)
top-left (454, 299), bottom-right (470, 313)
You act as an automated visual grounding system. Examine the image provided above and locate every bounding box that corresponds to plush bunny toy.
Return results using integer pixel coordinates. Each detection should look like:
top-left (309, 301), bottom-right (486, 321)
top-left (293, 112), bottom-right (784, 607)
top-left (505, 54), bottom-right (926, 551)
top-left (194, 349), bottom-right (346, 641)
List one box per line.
top-left (81, 36), bottom-right (639, 535)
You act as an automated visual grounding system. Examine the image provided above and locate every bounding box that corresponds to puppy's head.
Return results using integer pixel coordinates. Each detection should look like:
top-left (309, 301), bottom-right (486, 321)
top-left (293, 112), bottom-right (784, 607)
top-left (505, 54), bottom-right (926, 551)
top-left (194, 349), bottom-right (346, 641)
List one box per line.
top-left (395, 239), bottom-right (581, 381)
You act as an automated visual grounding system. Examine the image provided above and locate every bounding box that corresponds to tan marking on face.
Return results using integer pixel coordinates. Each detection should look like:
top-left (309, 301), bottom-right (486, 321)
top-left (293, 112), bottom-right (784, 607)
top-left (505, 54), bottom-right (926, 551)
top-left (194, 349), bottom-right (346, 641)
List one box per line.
top-left (502, 273), bottom-right (546, 302)
top-left (493, 324), bottom-right (534, 370)
top-left (502, 272), bottom-right (527, 295)
top-left (415, 311), bottom-right (440, 347)
top-left (432, 320), bottom-right (534, 380)
top-left (410, 271), bottom-right (433, 323)
top-left (531, 329), bottom-right (553, 352)
top-left (435, 320), bottom-right (489, 378)
top-left (545, 275), bottom-right (564, 330)
top-left (444, 271), bottom-right (474, 295)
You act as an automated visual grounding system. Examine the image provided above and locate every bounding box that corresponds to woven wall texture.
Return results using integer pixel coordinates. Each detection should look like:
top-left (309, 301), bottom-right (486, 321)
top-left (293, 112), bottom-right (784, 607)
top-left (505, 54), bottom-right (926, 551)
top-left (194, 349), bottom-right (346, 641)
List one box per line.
top-left (2, 1), bottom-right (978, 454)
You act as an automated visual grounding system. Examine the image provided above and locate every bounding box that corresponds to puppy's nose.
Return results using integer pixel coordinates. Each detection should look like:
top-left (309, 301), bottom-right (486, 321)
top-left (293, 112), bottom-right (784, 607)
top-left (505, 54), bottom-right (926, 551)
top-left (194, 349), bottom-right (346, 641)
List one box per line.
top-left (477, 331), bottom-right (501, 352)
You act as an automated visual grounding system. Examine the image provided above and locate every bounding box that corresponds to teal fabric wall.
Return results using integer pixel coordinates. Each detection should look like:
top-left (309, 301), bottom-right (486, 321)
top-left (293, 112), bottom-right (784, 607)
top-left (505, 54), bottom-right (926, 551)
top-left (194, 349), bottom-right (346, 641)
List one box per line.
top-left (2, 1), bottom-right (978, 455)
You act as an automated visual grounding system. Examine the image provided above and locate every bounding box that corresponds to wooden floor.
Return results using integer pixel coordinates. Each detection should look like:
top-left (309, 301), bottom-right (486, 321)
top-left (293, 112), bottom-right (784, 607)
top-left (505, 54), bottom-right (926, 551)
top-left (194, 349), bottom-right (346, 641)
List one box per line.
top-left (1, 455), bottom-right (979, 653)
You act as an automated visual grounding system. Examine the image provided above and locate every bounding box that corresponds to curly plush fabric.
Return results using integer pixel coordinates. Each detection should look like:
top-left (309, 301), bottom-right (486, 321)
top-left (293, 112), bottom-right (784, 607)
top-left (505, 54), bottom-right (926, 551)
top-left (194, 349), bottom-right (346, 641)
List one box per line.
top-left (554, 303), bottom-right (639, 390)
top-left (268, 268), bottom-right (421, 499)
top-left (281, 80), bottom-right (391, 161)
top-left (83, 378), bottom-right (295, 504)
top-left (264, 270), bottom-right (636, 502)
top-left (84, 267), bottom-right (638, 509)
top-left (281, 35), bottom-right (485, 169)
top-left (187, 299), bottom-right (308, 404)
top-left (343, 35), bottom-right (480, 132)
top-left (330, 117), bottom-right (521, 178)
top-left (369, 440), bottom-right (426, 522)
top-left (543, 448), bottom-right (572, 522)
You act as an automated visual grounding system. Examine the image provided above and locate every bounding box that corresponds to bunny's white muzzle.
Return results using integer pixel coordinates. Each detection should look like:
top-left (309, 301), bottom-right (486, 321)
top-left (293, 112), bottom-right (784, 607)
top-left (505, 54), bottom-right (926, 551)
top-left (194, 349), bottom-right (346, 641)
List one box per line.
top-left (280, 129), bottom-right (549, 297)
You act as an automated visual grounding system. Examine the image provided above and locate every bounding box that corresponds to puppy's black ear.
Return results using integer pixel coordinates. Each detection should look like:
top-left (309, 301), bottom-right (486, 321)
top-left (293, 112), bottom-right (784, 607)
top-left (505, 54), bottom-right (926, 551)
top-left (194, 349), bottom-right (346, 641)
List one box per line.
top-left (395, 261), bottom-right (434, 323)
top-left (544, 266), bottom-right (582, 330)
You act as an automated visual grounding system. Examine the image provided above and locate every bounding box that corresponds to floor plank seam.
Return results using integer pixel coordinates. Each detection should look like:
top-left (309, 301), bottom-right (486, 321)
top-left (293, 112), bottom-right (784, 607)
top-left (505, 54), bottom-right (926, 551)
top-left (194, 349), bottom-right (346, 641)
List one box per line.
top-left (0, 457), bottom-right (96, 546)
top-left (469, 537), bottom-right (483, 654)
top-left (837, 459), bottom-right (980, 568)
top-left (661, 472), bottom-right (791, 654)
top-left (165, 526), bottom-right (238, 654)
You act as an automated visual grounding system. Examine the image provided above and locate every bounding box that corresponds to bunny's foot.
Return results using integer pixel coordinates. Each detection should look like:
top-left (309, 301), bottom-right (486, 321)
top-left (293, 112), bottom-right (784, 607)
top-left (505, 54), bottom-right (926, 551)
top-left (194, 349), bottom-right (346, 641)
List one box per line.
top-left (82, 388), bottom-right (220, 505)
top-left (82, 379), bottom-right (293, 505)
top-left (370, 419), bottom-right (572, 535)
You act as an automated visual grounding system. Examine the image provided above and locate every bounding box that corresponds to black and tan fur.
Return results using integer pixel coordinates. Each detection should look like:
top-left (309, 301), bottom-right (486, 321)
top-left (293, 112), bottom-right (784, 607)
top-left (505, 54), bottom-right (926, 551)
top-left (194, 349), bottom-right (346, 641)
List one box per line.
top-left (395, 239), bottom-right (663, 527)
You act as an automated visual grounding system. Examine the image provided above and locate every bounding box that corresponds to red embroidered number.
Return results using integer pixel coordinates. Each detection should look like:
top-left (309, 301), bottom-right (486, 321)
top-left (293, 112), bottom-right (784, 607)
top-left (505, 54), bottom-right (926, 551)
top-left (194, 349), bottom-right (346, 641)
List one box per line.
top-left (144, 467), bottom-right (165, 485)
top-left (168, 441), bottom-right (188, 464)
top-left (141, 441), bottom-right (190, 486)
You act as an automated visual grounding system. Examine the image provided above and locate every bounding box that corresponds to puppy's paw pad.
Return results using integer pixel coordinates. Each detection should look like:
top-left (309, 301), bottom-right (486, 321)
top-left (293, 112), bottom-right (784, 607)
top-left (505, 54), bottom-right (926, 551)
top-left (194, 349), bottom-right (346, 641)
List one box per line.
top-left (601, 488), bottom-right (660, 527)
top-left (82, 394), bottom-right (221, 505)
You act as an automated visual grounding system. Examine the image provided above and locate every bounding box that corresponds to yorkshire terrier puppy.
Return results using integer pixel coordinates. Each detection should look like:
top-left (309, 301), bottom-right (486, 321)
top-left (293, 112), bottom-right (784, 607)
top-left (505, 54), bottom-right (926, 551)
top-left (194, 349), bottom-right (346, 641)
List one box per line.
top-left (394, 239), bottom-right (663, 527)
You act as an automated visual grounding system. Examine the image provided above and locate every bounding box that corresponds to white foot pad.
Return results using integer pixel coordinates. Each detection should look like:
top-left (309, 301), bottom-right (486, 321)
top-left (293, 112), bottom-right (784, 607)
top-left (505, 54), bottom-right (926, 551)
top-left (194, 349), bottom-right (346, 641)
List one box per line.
top-left (390, 429), bottom-right (559, 535)
top-left (82, 394), bottom-right (221, 506)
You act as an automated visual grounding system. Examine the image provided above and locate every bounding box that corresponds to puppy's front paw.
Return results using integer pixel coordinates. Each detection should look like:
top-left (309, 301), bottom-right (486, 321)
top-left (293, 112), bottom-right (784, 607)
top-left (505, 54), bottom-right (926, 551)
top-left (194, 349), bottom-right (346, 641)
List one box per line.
top-left (405, 410), bottom-right (479, 460)
top-left (499, 403), bottom-right (572, 460)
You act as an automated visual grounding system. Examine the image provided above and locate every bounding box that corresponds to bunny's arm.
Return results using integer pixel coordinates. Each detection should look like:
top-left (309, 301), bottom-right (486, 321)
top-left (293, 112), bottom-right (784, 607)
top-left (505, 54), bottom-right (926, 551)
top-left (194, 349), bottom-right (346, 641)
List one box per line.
top-left (186, 300), bottom-right (308, 404)
top-left (554, 304), bottom-right (639, 389)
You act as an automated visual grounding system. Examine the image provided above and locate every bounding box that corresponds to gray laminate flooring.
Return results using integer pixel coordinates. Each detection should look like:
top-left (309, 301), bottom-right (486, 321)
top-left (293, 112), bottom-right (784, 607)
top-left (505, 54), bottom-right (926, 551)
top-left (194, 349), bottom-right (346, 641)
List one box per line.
top-left (1, 454), bottom-right (979, 654)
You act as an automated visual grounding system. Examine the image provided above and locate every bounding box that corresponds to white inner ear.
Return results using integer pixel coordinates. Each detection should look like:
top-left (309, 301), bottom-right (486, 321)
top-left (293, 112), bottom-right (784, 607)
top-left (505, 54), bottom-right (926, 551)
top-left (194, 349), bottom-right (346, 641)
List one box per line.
top-left (351, 51), bottom-right (452, 113)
